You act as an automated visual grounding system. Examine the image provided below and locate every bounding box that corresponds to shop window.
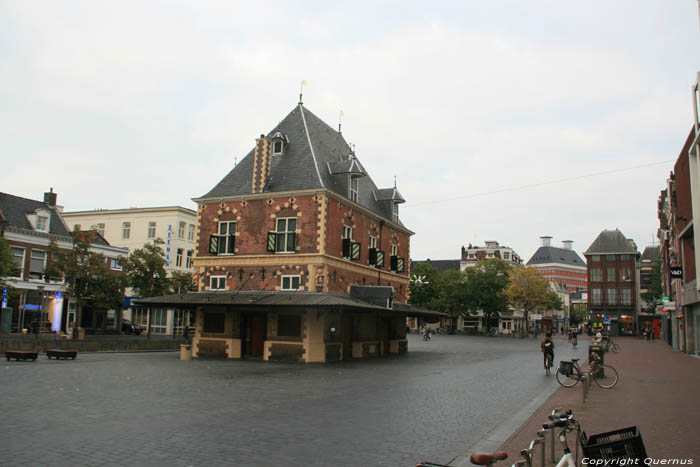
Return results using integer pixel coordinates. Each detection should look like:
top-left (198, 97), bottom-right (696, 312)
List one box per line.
top-left (277, 315), bottom-right (301, 337)
top-left (203, 312), bottom-right (225, 333)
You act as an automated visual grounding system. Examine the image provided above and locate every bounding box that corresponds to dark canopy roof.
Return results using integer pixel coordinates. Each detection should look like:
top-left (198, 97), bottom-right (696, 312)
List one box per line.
top-left (526, 246), bottom-right (585, 267)
top-left (133, 290), bottom-right (446, 318)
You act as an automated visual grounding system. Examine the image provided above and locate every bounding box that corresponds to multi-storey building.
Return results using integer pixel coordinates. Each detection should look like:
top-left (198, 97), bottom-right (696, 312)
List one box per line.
top-left (637, 246), bottom-right (661, 339)
top-left (460, 241), bottom-right (522, 270)
top-left (526, 236), bottom-right (587, 293)
top-left (0, 190), bottom-right (127, 334)
top-left (135, 102), bottom-right (436, 362)
top-left (658, 121), bottom-right (699, 354)
top-left (62, 206), bottom-right (197, 335)
top-left (584, 229), bottom-right (639, 336)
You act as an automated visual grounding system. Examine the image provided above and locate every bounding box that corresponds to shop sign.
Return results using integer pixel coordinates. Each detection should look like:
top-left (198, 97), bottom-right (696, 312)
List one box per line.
top-left (670, 267), bottom-right (683, 279)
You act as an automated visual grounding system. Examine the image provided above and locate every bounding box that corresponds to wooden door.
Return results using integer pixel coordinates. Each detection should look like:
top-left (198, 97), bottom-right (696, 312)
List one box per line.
top-left (250, 314), bottom-right (266, 357)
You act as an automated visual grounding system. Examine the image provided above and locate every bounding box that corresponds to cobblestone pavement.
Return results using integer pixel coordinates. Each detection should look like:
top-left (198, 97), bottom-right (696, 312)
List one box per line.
top-left (0, 334), bottom-right (585, 467)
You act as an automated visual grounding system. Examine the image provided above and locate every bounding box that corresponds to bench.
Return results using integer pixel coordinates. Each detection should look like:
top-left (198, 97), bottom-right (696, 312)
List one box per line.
top-left (46, 349), bottom-right (78, 360)
top-left (5, 350), bottom-right (38, 361)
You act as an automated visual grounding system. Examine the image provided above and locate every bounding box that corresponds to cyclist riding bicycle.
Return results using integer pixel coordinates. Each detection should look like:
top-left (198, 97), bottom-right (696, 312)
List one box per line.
top-left (540, 332), bottom-right (554, 369)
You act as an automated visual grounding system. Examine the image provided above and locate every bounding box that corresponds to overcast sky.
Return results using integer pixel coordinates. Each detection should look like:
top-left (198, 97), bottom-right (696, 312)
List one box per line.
top-left (2, 1), bottom-right (699, 263)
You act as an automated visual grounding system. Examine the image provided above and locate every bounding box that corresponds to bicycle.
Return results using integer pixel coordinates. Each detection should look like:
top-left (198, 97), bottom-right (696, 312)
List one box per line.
top-left (555, 357), bottom-right (618, 389)
top-left (542, 409), bottom-right (580, 467)
top-left (544, 351), bottom-right (553, 376)
top-left (603, 336), bottom-right (620, 353)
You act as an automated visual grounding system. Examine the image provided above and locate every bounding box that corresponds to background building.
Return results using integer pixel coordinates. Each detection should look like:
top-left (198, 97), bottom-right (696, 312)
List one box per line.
top-left (526, 236), bottom-right (587, 293)
top-left (584, 229), bottom-right (639, 336)
top-left (62, 206), bottom-right (197, 335)
top-left (460, 241), bottom-right (522, 270)
top-left (1, 190), bottom-right (127, 334)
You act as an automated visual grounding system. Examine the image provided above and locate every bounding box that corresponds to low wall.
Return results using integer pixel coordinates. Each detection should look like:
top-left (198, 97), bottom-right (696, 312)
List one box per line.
top-left (0, 336), bottom-right (184, 353)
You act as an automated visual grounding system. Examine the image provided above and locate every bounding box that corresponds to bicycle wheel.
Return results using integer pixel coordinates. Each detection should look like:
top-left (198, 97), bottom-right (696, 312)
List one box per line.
top-left (592, 364), bottom-right (619, 389)
top-left (611, 343), bottom-right (620, 353)
top-left (555, 366), bottom-right (581, 387)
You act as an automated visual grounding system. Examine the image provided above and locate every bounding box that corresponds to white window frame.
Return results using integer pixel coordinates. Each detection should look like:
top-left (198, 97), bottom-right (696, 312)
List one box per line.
top-left (187, 224), bottom-right (195, 241)
top-left (11, 246), bottom-right (25, 279)
top-left (272, 140), bottom-right (283, 155)
top-left (275, 217), bottom-right (297, 253)
top-left (591, 288), bottom-right (601, 306)
top-left (176, 248), bottom-right (183, 267)
top-left (281, 275), bottom-right (301, 291)
top-left (29, 249), bottom-right (47, 281)
top-left (621, 288), bottom-right (632, 306)
top-left (210, 275), bottom-right (226, 290)
top-left (607, 288), bottom-right (616, 305)
top-left (349, 176), bottom-right (359, 202)
top-left (151, 309), bottom-right (168, 334)
top-left (591, 269), bottom-right (602, 282)
top-left (186, 250), bottom-right (193, 268)
top-left (392, 202), bottom-right (399, 223)
top-left (36, 214), bottom-right (49, 232)
top-left (391, 244), bottom-right (398, 257)
top-left (148, 222), bottom-right (156, 239)
top-left (110, 258), bottom-right (122, 271)
top-left (178, 221), bottom-right (186, 239)
top-left (218, 221), bottom-right (237, 255)
top-left (343, 225), bottom-right (352, 240)
top-left (369, 235), bottom-right (377, 250)
top-left (122, 222), bottom-right (131, 239)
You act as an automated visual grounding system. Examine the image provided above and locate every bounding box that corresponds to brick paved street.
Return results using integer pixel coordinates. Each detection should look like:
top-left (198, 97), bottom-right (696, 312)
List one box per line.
top-left (0, 334), bottom-right (585, 467)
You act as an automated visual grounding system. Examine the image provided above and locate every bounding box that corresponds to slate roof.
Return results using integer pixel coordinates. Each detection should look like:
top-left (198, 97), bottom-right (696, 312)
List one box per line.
top-left (584, 229), bottom-right (638, 255)
top-left (349, 285), bottom-right (393, 307)
top-left (198, 104), bottom-right (406, 227)
top-left (526, 247), bottom-right (586, 267)
top-left (133, 290), bottom-right (446, 318)
top-left (411, 259), bottom-right (461, 274)
top-left (641, 246), bottom-right (661, 263)
top-left (0, 192), bottom-right (71, 237)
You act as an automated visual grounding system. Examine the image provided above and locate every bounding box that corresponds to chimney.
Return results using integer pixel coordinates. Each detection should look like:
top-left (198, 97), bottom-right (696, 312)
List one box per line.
top-left (540, 236), bottom-right (552, 247)
top-left (43, 188), bottom-right (57, 206)
top-left (251, 135), bottom-right (271, 193)
top-left (562, 240), bottom-right (573, 250)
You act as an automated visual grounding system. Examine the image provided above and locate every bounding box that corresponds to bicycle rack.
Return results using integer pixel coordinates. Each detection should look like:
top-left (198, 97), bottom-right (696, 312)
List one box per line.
top-left (512, 410), bottom-right (581, 467)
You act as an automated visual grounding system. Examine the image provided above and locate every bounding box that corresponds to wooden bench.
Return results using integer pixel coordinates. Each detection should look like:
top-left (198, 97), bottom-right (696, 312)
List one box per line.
top-left (5, 350), bottom-right (38, 361)
top-left (46, 349), bottom-right (78, 360)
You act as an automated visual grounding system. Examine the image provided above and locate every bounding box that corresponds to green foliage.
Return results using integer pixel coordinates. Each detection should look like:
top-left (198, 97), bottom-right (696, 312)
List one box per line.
top-left (169, 271), bottom-right (194, 294)
top-left (0, 236), bottom-right (20, 290)
top-left (408, 262), bottom-right (440, 309)
top-left (463, 258), bottom-right (511, 322)
top-left (46, 229), bottom-right (126, 336)
top-left (434, 269), bottom-right (467, 318)
top-left (570, 303), bottom-right (587, 325)
top-left (505, 266), bottom-right (552, 313)
top-left (546, 291), bottom-right (564, 311)
top-left (641, 261), bottom-right (663, 308)
top-left (122, 238), bottom-right (170, 297)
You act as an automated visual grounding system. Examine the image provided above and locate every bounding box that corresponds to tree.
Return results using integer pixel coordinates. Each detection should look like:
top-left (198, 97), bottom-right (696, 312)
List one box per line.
top-left (505, 266), bottom-right (552, 331)
top-left (46, 229), bottom-right (125, 338)
top-left (169, 271), bottom-right (194, 294)
top-left (433, 269), bottom-right (468, 326)
top-left (408, 262), bottom-right (440, 310)
top-left (463, 259), bottom-right (512, 328)
top-left (641, 261), bottom-right (663, 309)
top-left (122, 238), bottom-right (170, 298)
top-left (546, 291), bottom-right (564, 312)
top-left (0, 236), bottom-right (19, 289)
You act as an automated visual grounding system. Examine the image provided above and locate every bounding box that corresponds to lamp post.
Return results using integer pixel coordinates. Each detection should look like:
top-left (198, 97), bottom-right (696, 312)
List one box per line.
top-left (36, 285), bottom-right (44, 344)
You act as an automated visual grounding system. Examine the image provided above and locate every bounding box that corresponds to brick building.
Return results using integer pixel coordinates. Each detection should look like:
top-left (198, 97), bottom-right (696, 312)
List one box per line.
top-left (584, 229), bottom-right (640, 336)
top-left (526, 236), bottom-right (587, 293)
top-left (137, 102), bottom-right (440, 362)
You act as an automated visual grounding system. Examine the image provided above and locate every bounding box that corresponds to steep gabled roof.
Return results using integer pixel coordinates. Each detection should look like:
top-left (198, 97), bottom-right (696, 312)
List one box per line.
top-left (526, 247), bottom-right (586, 267)
top-left (199, 104), bottom-right (404, 226)
top-left (641, 246), bottom-right (661, 263)
top-left (584, 229), bottom-right (637, 255)
top-left (0, 192), bottom-right (71, 236)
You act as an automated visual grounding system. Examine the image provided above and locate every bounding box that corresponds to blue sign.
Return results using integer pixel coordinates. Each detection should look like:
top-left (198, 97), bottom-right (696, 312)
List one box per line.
top-left (603, 317), bottom-right (611, 324)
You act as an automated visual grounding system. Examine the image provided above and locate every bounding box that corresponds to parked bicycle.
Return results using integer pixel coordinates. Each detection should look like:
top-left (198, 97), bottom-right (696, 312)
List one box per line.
top-left (603, 335), bottom-right (620, 353)
top-left (555, 356), bottom-right (618, 389)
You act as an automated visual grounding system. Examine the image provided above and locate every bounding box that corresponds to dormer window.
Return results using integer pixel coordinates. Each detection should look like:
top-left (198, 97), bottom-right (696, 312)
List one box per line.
top-left (350, 176), bottom-right (359, 202)
top-left (36, 215), bottom-right (49, 232)
top-left (392, 202), bottom-right (399, 223)
top-left (270, 129), bottom-right (287, 156)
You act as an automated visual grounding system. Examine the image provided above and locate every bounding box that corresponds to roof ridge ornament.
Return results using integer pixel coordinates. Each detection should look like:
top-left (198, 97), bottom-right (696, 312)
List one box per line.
top-left (299, 79), bottom-right (307, 105)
